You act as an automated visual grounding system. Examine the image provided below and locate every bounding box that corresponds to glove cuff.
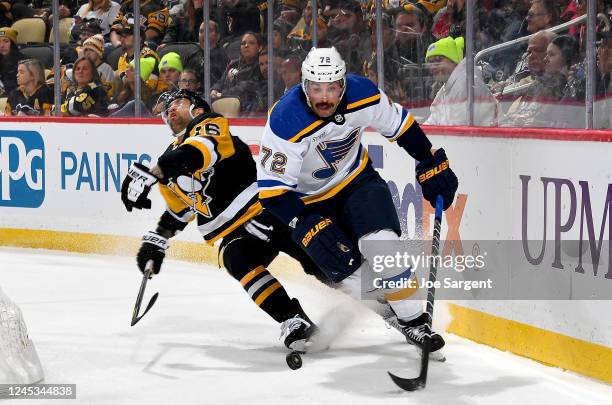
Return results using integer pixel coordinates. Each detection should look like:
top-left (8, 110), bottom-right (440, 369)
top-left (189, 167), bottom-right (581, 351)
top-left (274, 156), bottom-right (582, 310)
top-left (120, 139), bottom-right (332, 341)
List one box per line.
top-left (142, 231), bottom-right (169, 251)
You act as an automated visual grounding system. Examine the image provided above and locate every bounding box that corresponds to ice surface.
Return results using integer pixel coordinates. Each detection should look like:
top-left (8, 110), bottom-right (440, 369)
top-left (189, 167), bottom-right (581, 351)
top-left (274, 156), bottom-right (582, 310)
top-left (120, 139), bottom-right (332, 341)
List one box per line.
top-left (0, 247), bottom-right (611, 405)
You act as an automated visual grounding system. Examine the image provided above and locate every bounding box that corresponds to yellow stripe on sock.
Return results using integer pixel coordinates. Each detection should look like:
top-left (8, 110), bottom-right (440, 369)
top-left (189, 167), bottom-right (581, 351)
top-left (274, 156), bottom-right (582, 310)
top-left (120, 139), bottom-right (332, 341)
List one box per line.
top-left (240, 266), bottom-right (266, 287)
top-left (254, 282), bottom-right (282, 306)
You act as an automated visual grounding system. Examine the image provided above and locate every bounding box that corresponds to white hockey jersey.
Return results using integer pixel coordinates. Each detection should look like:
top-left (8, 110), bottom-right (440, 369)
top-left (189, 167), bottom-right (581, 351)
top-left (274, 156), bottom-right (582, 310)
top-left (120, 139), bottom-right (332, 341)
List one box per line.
top-left (257, 74), bottom-right (417, 203)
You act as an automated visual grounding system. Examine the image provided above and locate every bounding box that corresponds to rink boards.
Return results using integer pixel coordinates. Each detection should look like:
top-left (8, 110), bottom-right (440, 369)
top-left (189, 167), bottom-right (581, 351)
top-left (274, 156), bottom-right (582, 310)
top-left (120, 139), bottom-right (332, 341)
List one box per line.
top-left (0, 118), bottom-right (611, 384)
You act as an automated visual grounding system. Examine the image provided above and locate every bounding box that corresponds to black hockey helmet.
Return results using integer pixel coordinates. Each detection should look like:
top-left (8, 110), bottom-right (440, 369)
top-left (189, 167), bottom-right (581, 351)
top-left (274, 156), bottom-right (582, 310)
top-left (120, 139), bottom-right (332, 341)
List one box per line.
top-left (163, 89), bottom-right (210, 113)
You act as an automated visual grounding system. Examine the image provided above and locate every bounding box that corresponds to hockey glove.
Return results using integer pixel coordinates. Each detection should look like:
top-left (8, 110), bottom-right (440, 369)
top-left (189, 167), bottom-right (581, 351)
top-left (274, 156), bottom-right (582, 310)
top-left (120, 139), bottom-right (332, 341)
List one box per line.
top-left (121, 162), bottom-right (159, 212)
top-left (416, 148), bottom-right (458, 211)
top-left (291, 214), bottom-right (361, 283)
top-left (137, 231), bottom-right (169, 275)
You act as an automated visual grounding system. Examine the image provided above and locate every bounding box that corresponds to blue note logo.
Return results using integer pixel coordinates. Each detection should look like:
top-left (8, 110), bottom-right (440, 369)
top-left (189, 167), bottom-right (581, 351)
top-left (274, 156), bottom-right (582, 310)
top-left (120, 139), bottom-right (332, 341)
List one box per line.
top-left (0, 131), bottom-right (45, 208)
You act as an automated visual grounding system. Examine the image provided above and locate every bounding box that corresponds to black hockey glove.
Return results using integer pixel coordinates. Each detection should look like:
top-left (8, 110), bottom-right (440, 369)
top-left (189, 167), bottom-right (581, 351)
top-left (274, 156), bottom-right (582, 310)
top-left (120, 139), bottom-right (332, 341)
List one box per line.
top-left (291, 214), bottom-right (361, 283)
top-left (416, 148), bottom-right (458, 211)
top-left (121, 162), bottom-right (159, 212)
top-left (136, 231), bottom-right (169, 275)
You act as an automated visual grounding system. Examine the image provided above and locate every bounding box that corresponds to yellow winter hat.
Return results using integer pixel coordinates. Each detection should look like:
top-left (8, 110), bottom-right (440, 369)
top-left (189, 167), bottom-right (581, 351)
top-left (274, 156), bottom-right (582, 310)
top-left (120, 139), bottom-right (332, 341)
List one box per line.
top-left (159, 52), bottom-right (183, 72)
top-left (425, 36), bottom-right (465, 64)
top-left (0, 27), bottom-right (17, 44)
top-left (129, 57), bottom-right (156, 82)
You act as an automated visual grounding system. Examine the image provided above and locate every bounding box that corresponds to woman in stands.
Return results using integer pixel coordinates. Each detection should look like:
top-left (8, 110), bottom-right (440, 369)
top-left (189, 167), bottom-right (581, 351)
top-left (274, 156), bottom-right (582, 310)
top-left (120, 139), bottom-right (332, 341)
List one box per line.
top-left (5, 59), bottom-right (53, 116)
top-left (75, 0), bottom-right (121, 36)
top-left (0, 27), bottom-right (25, 96)
top-left (61, 56), bottom-right (110, 116)
top-left (210, 31), bottom-right (264, 112)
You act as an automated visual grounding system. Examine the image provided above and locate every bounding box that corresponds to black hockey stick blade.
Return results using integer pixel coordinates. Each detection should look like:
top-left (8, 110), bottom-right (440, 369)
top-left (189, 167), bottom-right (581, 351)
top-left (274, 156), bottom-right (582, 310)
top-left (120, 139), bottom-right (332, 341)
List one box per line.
top-left (387, 371), bottom-right (426, 391)
top-left (131, 261), bottom-right (159, 326)
top-left (388, 195), bottom-right (444, 392)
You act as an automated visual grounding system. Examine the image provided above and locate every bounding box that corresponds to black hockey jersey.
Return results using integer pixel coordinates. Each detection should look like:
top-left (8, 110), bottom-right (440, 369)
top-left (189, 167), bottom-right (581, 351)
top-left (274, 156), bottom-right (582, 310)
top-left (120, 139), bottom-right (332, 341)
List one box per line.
top-left (157, 112), bottom-right (261, 244)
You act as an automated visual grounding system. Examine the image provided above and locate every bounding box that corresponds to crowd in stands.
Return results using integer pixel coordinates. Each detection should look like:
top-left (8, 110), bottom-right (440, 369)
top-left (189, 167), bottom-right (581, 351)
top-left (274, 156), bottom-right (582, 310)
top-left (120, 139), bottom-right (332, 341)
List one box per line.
top-left (0, 0), bottom-right (609, 128)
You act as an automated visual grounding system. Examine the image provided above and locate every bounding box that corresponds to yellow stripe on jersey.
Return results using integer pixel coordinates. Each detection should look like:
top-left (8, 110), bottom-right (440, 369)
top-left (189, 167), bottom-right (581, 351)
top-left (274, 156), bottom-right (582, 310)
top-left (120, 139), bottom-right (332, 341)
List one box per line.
top-left (158, 183), bottom-right (189, 214)
top-left (390, 114), bottom-right (416, 142)
top-left (189, 116), bottom-right (236, 161)
top-left (347, 93), bottom-right (381, 110)
top-left (206, 201), bottom-right (263, 245)
top-left (258, 188), bottom-right (289, 200)
top-left (268, 100), bottom-right (279, 116)
top-left (303, 150), bottom-right (369, 205)
top-left (240, 265), bottom-right (267, 286)
top-left (254, 282), bottom-right (282, 306)
top-left (288, 119), bottom-right (325, 143)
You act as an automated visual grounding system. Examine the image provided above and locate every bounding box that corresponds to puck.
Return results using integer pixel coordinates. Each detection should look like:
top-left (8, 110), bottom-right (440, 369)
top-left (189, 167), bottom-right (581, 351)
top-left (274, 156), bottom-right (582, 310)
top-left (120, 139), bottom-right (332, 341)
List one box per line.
top-left (286, 351), bottom-right (303, 370)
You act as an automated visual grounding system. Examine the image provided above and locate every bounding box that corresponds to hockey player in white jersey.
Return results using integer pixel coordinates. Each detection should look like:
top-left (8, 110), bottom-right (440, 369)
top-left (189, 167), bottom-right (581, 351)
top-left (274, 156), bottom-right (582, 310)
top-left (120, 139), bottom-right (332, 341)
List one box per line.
top-left (257, 47), bottom-right (458, 354)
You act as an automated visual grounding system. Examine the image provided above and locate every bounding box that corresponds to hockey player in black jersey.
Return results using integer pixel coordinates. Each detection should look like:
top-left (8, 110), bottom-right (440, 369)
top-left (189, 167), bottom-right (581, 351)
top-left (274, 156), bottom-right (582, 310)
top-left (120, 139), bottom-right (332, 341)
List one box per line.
top-left (120, 89), bottom-right (321, 351)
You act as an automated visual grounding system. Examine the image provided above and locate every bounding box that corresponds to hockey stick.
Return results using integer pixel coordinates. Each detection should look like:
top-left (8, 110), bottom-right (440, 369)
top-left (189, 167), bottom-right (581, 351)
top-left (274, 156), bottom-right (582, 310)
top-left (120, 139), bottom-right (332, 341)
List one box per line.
top-left (131, 260), bottom-right (159, 326)
top-left (388, 194), bottom-right (444, 391)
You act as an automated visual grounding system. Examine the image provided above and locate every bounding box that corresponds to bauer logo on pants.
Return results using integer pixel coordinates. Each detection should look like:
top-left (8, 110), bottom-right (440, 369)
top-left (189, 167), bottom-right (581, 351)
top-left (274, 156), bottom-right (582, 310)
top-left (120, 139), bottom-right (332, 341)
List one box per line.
top-left (0, 131), bottom-right (45, 208)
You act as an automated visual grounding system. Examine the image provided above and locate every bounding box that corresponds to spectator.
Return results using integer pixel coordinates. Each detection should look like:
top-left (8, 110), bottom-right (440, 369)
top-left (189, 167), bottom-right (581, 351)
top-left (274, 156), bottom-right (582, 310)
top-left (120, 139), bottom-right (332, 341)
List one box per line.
top-left (0, 27), bottom-right (25, 96)
top-left (501, 35), bottom-right (580, 127)
top-left (272, 18), bottom-right (293, 58)
top-left (597, 32), bottom-right (612, 97)
top-left (118, 0), bottom-right (170, 45)
top-left (394, 5), bottom-right (432, 65)
top-left (157, 51), bottom-right (183, 92)
top-left (81, 34), bottom-right (115, 97)
top-left (5, 59), bottom-right (53, 116)
top-left (432, 0), bottom-right (466, 40)
top-left (424, 36), bottom-right (498, 126)
top-left (251, 50), bottom-right (284, 113)
top-left (177, 68), bottom-right (202, 94)
top-left (115, 14), bottom-right (160, 91)
top-left (365, 13), bottom-right (405, 102)
top-left (526, 0), bottom-right (559, 34)
top-left (327, 0), bottom-right (369, 74)
top-left (280, 55), bottom-right (301, 93)
top-left (492, 30), bottom-right (556, 97)
top-left (595, 31), bottom-right (612, 128)
top-left (61, 56), bottom-right (110, 116)
top-left (109, 56), bottom-right (157, 116)
top-left (75, 0), bottom-right (121, 36)
top-left (162, 0), bottom-right (203, 43)
top-left (219, 0), bottom-right (262, 40)
top-left (288, 13), bottom-right (330, 57)
top-left (196, 20), bottom-right (229, 85)
top-left (210, 31), bottom-right (264, 111)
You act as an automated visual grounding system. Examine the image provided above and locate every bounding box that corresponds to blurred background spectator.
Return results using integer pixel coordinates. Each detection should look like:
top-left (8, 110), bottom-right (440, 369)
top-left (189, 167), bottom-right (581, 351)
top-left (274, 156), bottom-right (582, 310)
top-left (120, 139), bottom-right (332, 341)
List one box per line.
top-left (157, 51), bottom-right (182, 92)
top-left (109, 56), bottom-right (156, 116)
top-left (61, 56), bottom-right (109, 116)
top-left (5, 58), bottom-right (53, 116)
top-left (195, 20), bottom-right (229, 85)
top-left (178, 67), bottom-right (202, 94)
top-left (211, 31), bottom-right (264, 112)
top-left (0, 27), bottom-right (23, 96)
top-left (81, 34), bottom-right (114, 96)
top-left (114, 13), bottom-right (160, 91)
top-left (163, 0), bottom-right (203, 43)
top-left (424, 36), bottom-right (498, 125)
top-left (75, 0), bottom-right (121, 36)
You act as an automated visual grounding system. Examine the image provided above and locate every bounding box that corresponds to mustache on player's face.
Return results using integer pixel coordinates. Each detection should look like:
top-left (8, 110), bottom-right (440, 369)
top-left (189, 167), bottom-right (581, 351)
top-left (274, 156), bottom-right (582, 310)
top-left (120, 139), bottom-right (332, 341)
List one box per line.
top-left (315, 102), bottom-right (334, 109)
